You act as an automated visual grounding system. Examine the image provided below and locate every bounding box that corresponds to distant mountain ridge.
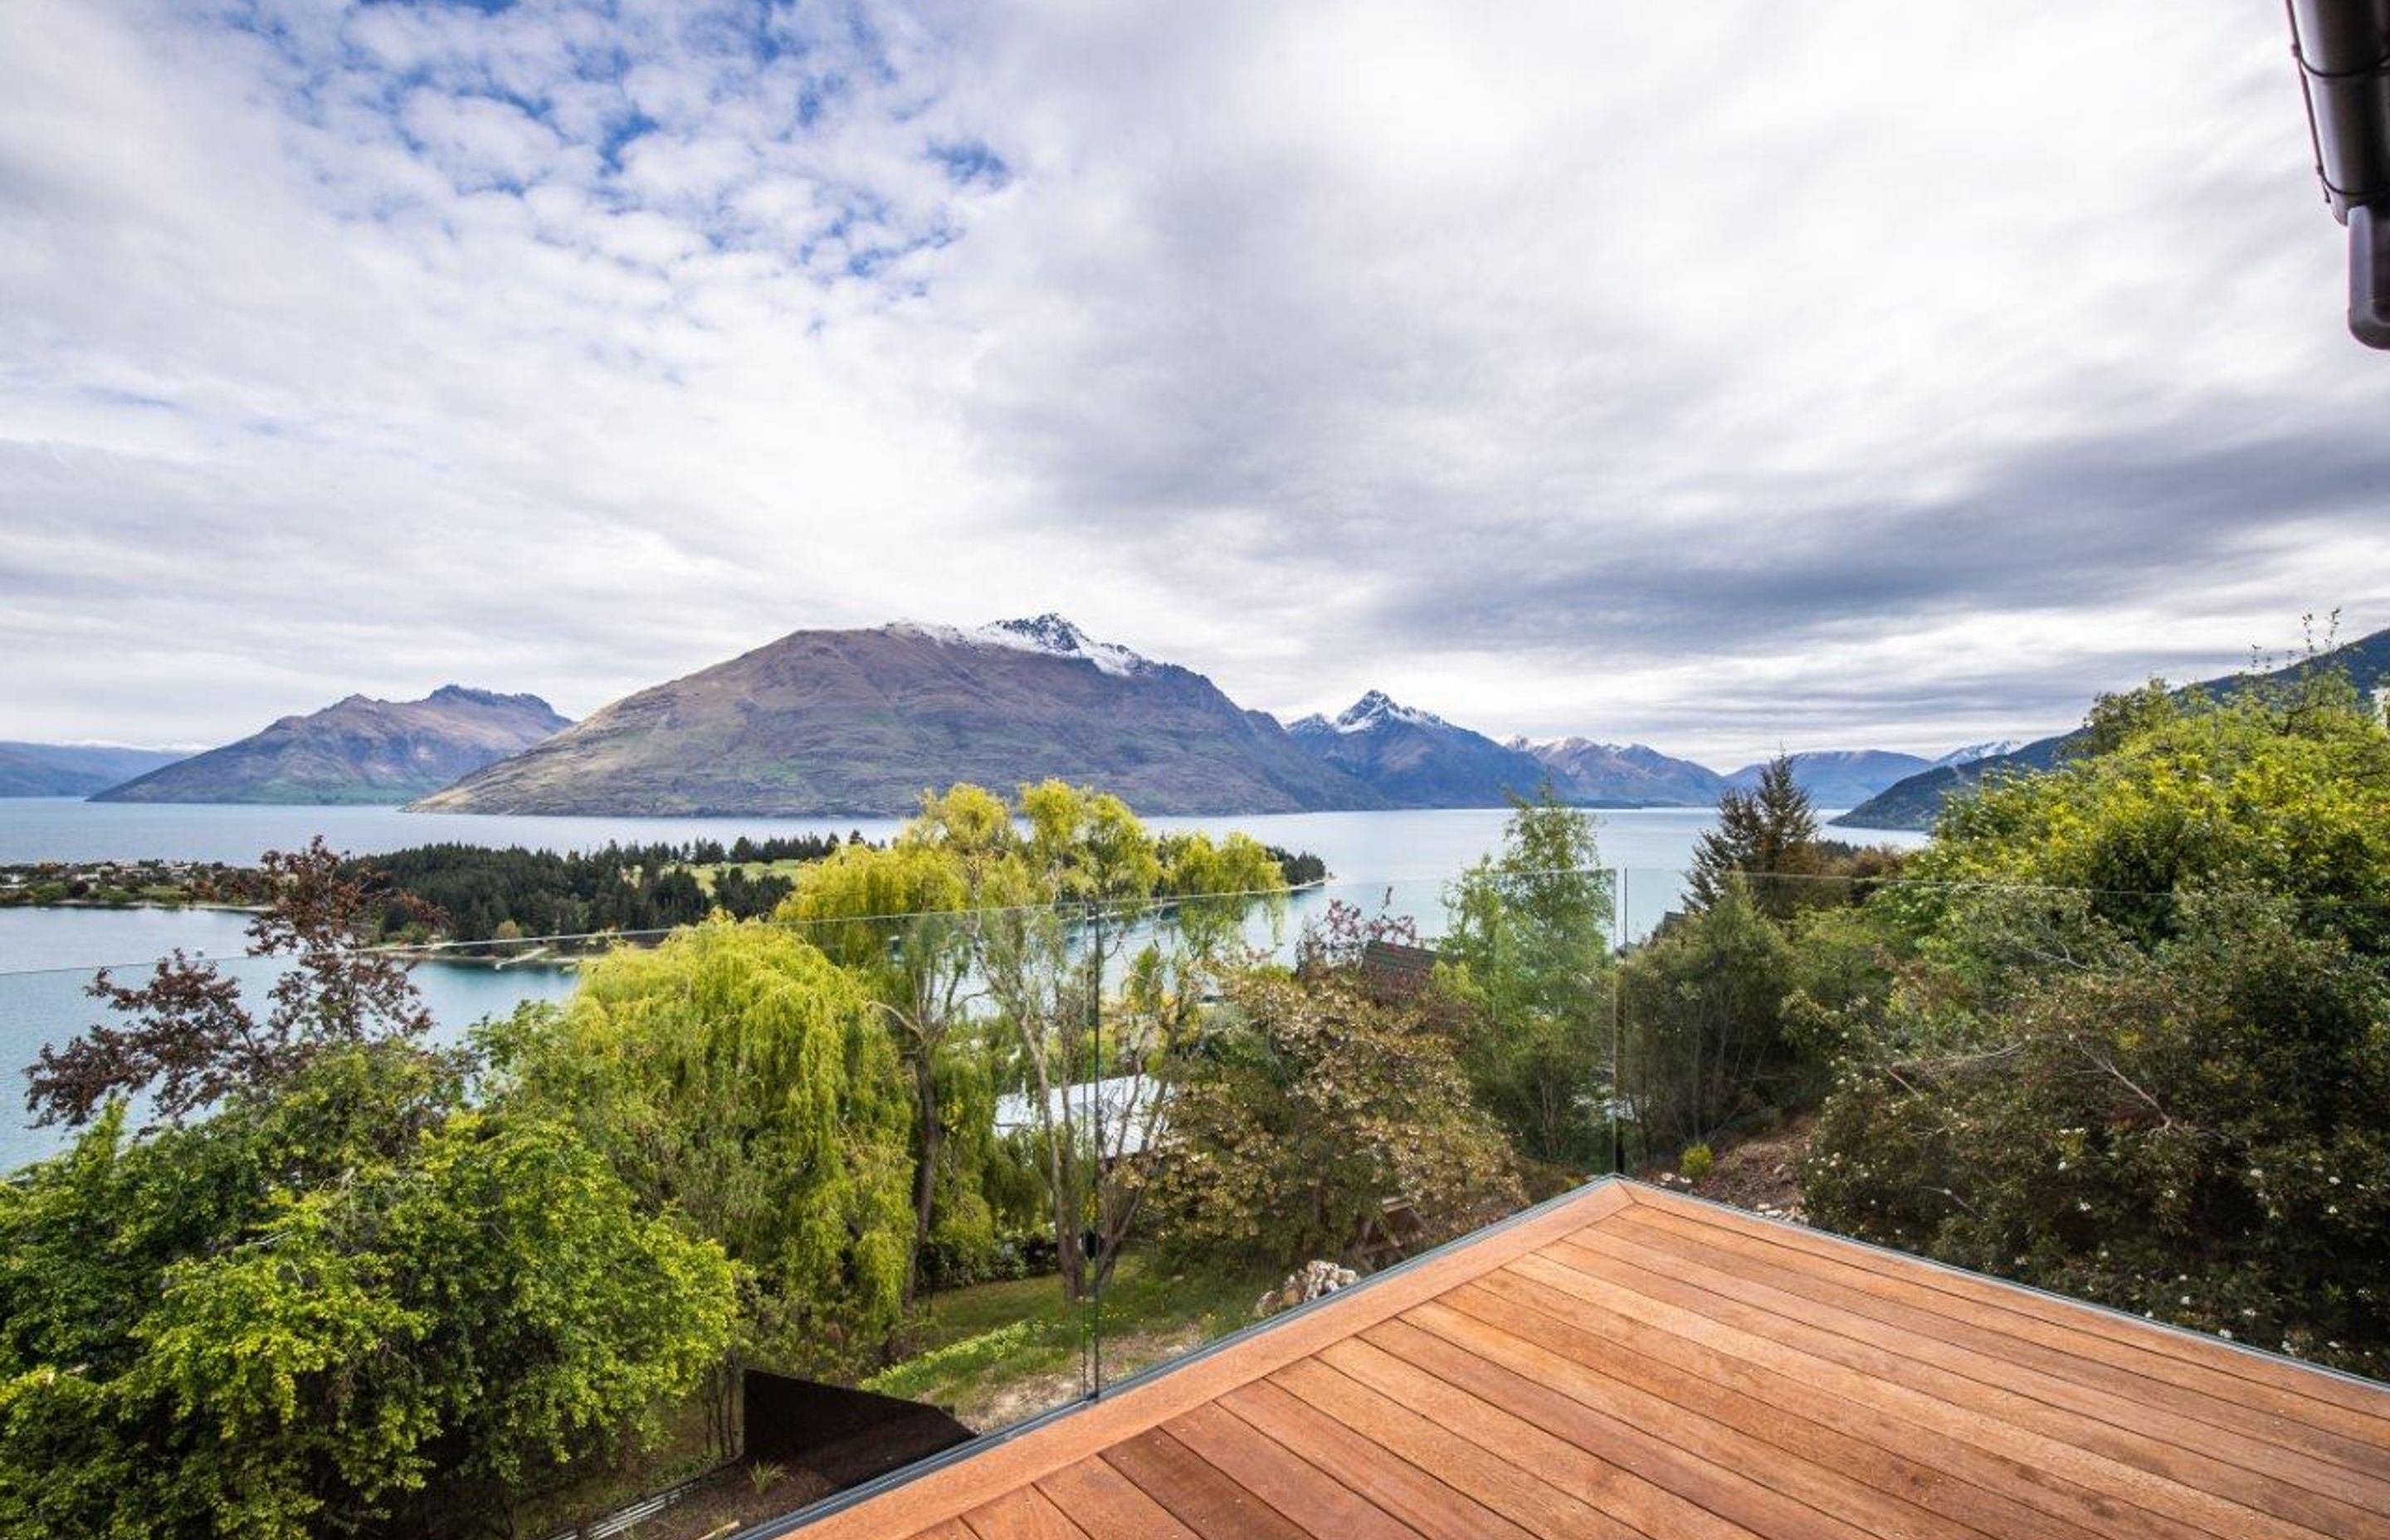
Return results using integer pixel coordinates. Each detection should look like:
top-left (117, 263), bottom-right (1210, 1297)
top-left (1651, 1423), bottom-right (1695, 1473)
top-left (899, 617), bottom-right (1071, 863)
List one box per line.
top-left (1287, 692), bottom-right (1546, 808)
top-left (0, 743), bottom-right (189, 798)
top-left (1931, 739), bottom-right (2027, 769)
top-left (1836, 624), bottom-right (2390, 831)
top-left (413, 617), bottom-right (1379, 816)
top-left (1723, 749), bottom-right (1931, 808)
top-left (96, 686), bottom-right (571, 805)
top-left (1510, 737), bottom-right (1729, 806)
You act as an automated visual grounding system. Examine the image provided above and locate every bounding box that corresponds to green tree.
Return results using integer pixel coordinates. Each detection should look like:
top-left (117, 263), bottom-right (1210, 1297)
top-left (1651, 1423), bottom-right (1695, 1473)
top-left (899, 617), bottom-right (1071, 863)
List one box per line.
top-left (910, 781), bottom-right (1285, 1301)
top-left (0, 1046), bottom-right (733, 1540)
top-left (1616, 880), bottom-right (1800, 1154)
top-left (1686, 755), bottom-right (1822, 919)
top-left (783, 839), bottom-right (984, 1298)
top-left (1893, 670), bottom-right (2390, 950)
top-left (1803, 666), bottom-right (2390, 1373)
top-left (1438, 790), bottom-right (1613, 1166)
top-left (485, 920), bottom-right (915, 1406)
top-left (1146, 971), bottom-right (1523, 1271)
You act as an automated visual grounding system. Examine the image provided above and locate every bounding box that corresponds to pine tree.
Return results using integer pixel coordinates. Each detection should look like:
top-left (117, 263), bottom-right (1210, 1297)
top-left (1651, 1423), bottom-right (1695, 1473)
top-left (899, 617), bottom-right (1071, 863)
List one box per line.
top-left (1687, 755), bottom-right (1821, 919)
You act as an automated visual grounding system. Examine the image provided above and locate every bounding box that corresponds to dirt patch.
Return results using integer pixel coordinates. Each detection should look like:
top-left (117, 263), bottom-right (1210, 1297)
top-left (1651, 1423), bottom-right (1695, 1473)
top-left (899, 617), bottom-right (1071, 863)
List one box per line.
top-left (1641, 1114), bottom-right (1812, 1221)
top-left (958, 1320), bottom-right (1216, 1431)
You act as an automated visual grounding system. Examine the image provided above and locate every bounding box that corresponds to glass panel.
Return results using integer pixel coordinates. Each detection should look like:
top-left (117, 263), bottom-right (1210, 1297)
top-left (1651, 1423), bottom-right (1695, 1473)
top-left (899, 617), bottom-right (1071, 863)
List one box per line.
top-left (1094, 866), bottom-right (1619, 1394)
top-left (792, 900), bottom-right (1101, 1452)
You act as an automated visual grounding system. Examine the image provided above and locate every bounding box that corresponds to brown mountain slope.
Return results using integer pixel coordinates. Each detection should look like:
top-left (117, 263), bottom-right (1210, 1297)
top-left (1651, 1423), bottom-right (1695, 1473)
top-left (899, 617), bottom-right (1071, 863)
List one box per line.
top-left (411, 619), bottom-right (1381, 816)
top-left (96, 687), bottom-right (570, 805)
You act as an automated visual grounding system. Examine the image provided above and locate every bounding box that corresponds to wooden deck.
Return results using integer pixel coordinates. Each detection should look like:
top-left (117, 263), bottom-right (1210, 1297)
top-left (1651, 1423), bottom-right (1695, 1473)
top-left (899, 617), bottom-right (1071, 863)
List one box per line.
top-left (773, 1177), bottom-right (2390, 1540)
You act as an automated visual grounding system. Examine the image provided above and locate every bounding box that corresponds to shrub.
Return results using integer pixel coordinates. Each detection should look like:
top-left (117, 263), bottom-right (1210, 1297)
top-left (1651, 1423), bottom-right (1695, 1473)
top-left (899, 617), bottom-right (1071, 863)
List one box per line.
top-left (1144, 971), bottom-right (1524, 1271)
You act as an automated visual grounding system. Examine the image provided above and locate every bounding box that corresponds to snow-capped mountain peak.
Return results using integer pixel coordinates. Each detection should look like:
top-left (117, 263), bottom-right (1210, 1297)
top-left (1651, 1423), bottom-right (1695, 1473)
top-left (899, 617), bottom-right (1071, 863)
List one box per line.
top-left (1518, 734), bottom-right (1636, 756)
top-left (1333, 690), bottom-right (1446, 733)
top-left (885, 615), bottom-right (1156, 678)
top-left (978, 614), bottom-right (1154, 677)
top-left (1931, 738), bottom-right (2027, 769)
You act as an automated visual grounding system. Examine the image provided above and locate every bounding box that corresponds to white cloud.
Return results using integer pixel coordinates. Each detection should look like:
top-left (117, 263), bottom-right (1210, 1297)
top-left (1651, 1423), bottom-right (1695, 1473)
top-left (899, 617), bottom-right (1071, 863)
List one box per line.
top-left (0, 0), bottom-right (2384, 767)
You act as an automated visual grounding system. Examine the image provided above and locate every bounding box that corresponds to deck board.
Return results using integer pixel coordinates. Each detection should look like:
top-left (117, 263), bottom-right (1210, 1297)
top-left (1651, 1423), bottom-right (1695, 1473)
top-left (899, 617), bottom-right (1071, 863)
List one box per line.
top-left (1604, 1205), bottom-right (2390, 1493)
top-left (774, 1179), bottom-right (2390, 1540)
top-left (1609, 1204), bottom-right (2390, 1477)
top-left (1432, 1279), bottom-right (2116, 1540)
top-left (1615, 1187), bottom-right (2390, 1431)
top-left (1161, 1401), bottom-right (1423, 1540)
top-left (963, 1487), bottom-right (1092, 1540)
top-left (1543, 1229), bottom-right (2390, 1540)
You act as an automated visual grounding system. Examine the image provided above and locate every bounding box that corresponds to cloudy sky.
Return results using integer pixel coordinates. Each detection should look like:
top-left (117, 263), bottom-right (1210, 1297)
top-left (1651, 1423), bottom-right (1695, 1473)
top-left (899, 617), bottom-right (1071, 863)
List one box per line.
top-left (4, 0), bottom-right (2386, 766)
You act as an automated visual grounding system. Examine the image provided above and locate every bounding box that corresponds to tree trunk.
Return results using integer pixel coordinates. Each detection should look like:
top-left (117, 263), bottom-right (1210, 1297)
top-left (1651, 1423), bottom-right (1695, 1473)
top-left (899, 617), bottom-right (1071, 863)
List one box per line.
top-left (908, 1054), bottom-right (939, 1304)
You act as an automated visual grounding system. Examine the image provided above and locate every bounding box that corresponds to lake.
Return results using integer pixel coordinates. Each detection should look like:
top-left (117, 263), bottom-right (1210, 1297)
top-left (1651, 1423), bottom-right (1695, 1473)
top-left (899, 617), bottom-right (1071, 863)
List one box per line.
top-left (0, 798), bottom-right (1924, 1171)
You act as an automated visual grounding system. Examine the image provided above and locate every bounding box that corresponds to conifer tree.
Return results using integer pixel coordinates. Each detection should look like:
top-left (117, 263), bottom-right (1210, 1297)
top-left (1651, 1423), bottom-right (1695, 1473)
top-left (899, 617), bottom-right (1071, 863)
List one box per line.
top-left (1687, 755), bottom-right (1821, 919)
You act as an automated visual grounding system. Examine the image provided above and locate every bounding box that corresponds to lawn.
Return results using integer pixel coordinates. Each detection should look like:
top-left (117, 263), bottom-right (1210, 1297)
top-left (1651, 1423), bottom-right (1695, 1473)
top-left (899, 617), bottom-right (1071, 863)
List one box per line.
top-left (866, 1251), bottom-right (1280, 1431)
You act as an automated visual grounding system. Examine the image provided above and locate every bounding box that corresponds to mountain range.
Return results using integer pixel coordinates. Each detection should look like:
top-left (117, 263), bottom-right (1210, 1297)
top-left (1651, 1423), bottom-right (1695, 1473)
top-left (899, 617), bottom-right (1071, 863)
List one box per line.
top-left (0, 743), bottom-right (190, 798)
top-left (413, 618), bottom-right (1376, 816)
top-left (31, 612), bottom-right (2227, 816)
top-left (1721, 749), bottom-right (1931, 808)
top-left (95, 687), bottom-right (571, 805)
top-left (1513, 738), bottom-right (1730, 805)
top-left (1286, 693), bottom-right (1544, 807)
top-left (1837, 626), bottom-right (2390, 831)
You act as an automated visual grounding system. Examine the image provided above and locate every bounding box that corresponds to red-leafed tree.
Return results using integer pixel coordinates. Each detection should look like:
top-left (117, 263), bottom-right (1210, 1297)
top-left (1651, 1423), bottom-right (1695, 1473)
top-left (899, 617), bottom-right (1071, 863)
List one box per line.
top-left (26, 838), bottom-right (440, 1128)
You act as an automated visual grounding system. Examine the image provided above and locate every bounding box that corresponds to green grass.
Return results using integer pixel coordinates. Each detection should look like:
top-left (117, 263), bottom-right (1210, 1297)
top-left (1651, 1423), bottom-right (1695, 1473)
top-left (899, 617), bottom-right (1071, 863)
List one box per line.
top-left (866, 1253), bottom-right (1277, 1429)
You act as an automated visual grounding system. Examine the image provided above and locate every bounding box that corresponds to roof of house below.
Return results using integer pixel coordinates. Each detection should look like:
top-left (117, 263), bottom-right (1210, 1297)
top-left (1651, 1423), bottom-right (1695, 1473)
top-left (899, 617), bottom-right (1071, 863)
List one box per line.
top-left (762, 1177), bottom-right (2390, 1540)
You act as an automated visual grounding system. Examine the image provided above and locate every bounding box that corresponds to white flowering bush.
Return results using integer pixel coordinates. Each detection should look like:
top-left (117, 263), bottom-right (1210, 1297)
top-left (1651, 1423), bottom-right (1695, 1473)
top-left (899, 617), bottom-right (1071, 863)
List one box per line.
top-left (1804, 894), bottom-right (2389, 1376)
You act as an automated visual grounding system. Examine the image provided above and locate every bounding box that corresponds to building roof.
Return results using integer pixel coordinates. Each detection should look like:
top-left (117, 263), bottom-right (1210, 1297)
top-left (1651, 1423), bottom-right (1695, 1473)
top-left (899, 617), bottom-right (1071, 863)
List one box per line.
top-left (769, 1177), bottom-right (2390, 1540)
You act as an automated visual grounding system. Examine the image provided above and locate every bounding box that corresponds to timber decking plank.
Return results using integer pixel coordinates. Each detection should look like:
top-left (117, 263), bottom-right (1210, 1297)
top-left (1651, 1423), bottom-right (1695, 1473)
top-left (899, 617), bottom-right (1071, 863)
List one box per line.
top-left (962, 1487), bottom-right (1095, 1540)
top-left (1032, 1457), bottom-right (1202, 1540)
top-left (1551, 1226), bottom-right (2390, 1540)
top-left (1215, 1381), bottom-right (1536, 1540)
top-left (1269, 1356), bottom-right (1644, 1539)
top-left (1518, 1247), bottom-right (2345, 1540)
top-left (1621, 1199), bottom-right (2390, 1451)
top-left (1099, 1428), bottom-right (1314, 1540)
top-left (788, 1182), bottom-right (1634, 1540)
top-left (1354, 1319), bottom-right (1909, 1540)
top-left (1620, 1186), bottom-right (2390, 1432)
top-left (774, 1181), bottom-right (2390, 1540)
top-left (1441, 1275), bottom-right (2159, 1540)
top-left (1609, 1203), bottom-right (2390, 1483)
top-left (1162, 1400), bottom-right (1425, 1540)
top-left (1482, 1260), bottom-right (2227, 1540)
top-left (1320, 1332), bottom-right (1783, 1540)
top-left (1402, 1294), bottom-right (2101, 1540)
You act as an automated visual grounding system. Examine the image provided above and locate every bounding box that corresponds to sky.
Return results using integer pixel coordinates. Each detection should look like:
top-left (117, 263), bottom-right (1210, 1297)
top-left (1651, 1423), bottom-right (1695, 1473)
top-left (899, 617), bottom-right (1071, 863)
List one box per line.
top-left (4, 0), bottom-right (2388, 768)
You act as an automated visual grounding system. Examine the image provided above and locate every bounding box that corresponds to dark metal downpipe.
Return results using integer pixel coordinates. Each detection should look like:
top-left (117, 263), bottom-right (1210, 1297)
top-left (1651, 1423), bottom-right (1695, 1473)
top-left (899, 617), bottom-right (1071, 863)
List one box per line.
top-left (2353, 204), bottom-right (2390, 345)
top-left (2287, 0), bottom-right (2390, 346)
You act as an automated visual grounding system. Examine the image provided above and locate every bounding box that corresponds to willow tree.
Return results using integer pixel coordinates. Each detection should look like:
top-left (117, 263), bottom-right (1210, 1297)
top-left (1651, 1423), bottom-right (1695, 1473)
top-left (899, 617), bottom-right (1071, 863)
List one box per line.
top-left (485, 920), bottom-right (913, 1428)
top-left (783, 838), bottom-right (986, 1297)
top-left (907, 781), bottom-right (1285, 1302)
